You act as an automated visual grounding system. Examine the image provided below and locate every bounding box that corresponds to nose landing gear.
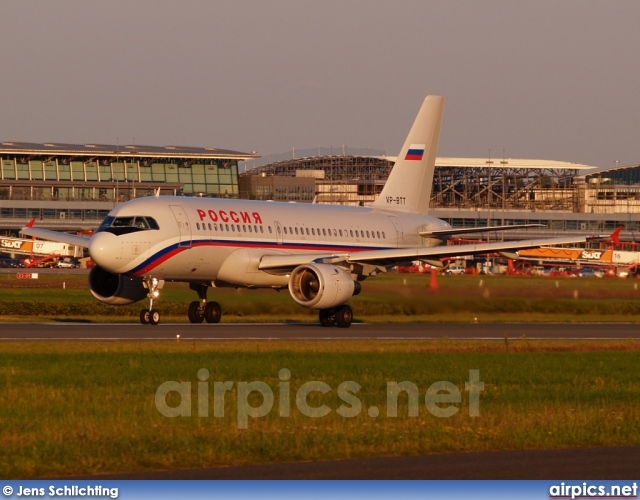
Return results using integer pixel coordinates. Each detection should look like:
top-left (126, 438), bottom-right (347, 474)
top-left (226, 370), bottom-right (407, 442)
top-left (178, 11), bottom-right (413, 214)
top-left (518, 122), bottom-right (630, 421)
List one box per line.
top-left (140, 277), bottom-right (163, 325)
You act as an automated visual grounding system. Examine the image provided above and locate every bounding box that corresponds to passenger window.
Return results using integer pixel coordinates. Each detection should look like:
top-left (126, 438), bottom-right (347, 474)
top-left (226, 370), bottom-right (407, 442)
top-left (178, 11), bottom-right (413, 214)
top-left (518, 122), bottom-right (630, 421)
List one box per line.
top-left (377, 231), bottom-right (380, 238)
top-left (350, 230), bottom-right (353, 237)
top-left (268, 226), bottom-right (272, 233)
top-left (339, 229), bottom-right (342, 237)
top-left (243, 225), bottom-right (246, 232)
top-left (333, 229), bottom-right (337, 236)
top-left (322, 228), bottom-right (326, 236)
top-left (312, 228), bottom-right (315, 235)
top-left (366, 231), bottom-right (370, 238)
top-left (225, 224), bottom-right (229, 231)
top-left (382, 231), bottom-right (385, 238)
top-left (248, 225), bottom-right (252, 233)
top-left (196, 223), bottom-right (200, 230)
top-left (295, 227), bottom-right (299, 235)
top-left (260, 226), bottom-right (264, 233)
top-left (284, 227), bottom-right (288, 235)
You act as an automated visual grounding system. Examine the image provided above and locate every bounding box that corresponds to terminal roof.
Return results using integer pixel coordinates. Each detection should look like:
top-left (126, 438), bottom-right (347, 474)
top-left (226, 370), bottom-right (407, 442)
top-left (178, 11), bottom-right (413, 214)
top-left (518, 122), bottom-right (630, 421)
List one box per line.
top-left (0, 142), bottom-right (259, 160)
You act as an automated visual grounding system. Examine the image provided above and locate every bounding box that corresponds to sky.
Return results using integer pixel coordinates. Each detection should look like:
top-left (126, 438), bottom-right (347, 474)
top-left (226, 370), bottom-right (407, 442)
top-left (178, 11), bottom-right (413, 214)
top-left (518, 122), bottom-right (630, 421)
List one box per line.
top-left (0, 1), bottom-right (638, 169)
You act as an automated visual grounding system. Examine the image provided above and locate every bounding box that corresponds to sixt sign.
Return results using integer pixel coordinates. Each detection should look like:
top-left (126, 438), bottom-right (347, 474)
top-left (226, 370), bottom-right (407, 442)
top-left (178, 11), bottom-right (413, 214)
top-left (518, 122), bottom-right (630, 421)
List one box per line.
top-left (580, 250), bottom-right (604, 260)
top-left (1, 238), bottom-right (26, 250)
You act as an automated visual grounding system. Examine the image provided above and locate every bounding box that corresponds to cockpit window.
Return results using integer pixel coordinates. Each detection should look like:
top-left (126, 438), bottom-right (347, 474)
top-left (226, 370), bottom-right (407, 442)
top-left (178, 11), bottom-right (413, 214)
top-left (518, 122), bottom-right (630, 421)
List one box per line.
top-left (96, 215), bottom-right (160, 235)
top-left (98, 216), bottom-right (115, 230)
top-left (113, 217), bottom-right (135, 228)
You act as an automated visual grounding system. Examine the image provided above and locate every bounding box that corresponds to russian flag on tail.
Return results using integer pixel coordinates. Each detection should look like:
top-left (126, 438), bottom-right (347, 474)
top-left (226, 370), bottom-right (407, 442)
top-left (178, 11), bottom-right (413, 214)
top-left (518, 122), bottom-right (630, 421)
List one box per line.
top-left (405, 144), bottom-right (425, 161)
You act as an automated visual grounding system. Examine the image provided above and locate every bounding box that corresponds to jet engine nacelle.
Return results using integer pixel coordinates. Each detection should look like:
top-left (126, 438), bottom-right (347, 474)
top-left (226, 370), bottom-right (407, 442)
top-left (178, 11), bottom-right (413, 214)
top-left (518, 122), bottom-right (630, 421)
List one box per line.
top-left (88, 265), bottom-right (148, 305)
top-left (288, 263), bottom-right (361, 310)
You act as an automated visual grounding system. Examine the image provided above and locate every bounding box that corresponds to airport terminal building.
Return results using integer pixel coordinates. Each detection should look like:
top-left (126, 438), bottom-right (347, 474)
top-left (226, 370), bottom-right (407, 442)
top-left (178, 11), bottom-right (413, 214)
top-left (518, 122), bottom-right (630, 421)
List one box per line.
top-left (0, 142), bottom-right (258, 232)
top-left (4, 140), bottom-right (640, 245)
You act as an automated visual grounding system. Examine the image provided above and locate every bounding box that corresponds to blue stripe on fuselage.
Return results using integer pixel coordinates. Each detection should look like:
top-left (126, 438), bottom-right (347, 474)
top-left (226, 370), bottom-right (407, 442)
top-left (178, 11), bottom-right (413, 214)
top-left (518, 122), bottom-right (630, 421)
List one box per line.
top-left (123, 239), bottom-right (394, 277)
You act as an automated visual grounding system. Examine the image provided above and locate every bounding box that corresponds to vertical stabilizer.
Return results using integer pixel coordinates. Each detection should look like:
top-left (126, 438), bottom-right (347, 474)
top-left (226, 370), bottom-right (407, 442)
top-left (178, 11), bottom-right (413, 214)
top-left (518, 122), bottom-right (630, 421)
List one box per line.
top-left (370, 95), bottom-right (445, 215)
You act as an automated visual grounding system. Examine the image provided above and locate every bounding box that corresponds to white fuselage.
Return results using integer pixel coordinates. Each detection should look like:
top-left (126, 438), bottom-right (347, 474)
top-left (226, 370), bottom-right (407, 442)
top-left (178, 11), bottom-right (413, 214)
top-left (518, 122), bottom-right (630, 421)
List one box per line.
top-left (88, 196), bottom-right (452, 284)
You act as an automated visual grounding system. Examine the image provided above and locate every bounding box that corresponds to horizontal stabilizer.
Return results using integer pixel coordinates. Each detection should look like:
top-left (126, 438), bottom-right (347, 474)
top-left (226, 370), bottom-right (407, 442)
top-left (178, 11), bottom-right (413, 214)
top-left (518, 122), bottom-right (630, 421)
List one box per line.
top-left (20, 222), bottom-right (91, 248)
top-left (419, 224), bottom-right (545, 237)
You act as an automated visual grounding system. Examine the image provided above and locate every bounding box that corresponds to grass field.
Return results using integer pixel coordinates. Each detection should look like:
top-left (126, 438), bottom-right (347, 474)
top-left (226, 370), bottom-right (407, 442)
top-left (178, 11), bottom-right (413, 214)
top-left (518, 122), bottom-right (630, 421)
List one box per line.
top-left (1, 340), bottom-right (639, 478)
top-left (1, 274), bottom-right (639, 478)
top-left (2, 273), bottom-right (640, 323)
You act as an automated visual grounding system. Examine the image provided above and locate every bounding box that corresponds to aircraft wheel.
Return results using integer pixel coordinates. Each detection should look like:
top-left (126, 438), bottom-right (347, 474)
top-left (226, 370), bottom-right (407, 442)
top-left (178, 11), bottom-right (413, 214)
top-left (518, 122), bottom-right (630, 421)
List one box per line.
top-left (335, 305), bottom-right (353, 328)
top-left (149, 309), bottom-right (160, 326)
top-left (204, 301), bottom-right (222, 323)
top-left (319, 309), bottom-right (335, 327)
top-left (140, 309), bottom-right (150, 325)
top-left (188, 301), bottom-right (205, 324)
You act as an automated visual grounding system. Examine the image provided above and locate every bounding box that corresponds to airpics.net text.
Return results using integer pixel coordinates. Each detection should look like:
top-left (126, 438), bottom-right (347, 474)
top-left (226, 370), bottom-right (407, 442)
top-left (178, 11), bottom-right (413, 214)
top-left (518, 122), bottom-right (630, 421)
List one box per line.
top-left (155, 369), bottom-right (484, 429)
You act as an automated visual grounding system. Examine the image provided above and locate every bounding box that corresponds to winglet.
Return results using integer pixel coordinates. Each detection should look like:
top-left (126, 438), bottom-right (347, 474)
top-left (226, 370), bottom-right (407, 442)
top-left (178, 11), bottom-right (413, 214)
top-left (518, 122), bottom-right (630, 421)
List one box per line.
top-left (25, 218), bottom-right (36, 228)
top-left (610, 226), bottom-right (623, 245)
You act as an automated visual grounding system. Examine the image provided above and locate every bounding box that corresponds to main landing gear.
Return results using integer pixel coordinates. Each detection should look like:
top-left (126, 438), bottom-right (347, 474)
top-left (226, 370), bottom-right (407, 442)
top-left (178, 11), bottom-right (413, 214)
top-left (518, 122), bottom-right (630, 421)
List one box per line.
top-left (138, 279), bottom-right (222, 326)
top-left (319, 304), bottom-right (353, 328)
top-left (187, 283), bottom-right (222, 324)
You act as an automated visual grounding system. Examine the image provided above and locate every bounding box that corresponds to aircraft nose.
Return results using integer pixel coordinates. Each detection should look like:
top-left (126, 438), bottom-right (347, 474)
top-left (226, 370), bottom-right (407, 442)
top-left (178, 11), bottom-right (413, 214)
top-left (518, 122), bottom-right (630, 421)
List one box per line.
top-left (89, 232), bottom-right (119, 270)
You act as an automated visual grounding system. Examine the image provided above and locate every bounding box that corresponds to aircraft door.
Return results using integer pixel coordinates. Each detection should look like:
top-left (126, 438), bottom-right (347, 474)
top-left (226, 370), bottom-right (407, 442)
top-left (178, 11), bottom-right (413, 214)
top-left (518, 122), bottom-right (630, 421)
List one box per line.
top-left (274, 221), bottom-right (283, 244)
top-left (170, 205), bottom-right (192, 248)
top-left (388, 216), bottom-right (404, 247)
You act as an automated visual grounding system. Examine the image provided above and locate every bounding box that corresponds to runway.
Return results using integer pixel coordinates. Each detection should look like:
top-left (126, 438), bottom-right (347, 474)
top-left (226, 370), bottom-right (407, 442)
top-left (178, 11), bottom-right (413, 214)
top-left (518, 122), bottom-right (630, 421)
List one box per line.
top-left (0, 321), bottom-right (639, 340)
top-left (64, 446), bottom-right (640, 480)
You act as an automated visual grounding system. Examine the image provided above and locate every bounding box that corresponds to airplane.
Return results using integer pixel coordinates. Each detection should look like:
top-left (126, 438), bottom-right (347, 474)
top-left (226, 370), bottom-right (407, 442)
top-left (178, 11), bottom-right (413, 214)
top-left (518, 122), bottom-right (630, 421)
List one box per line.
top-left (21, 95), bottom-right (593, 327)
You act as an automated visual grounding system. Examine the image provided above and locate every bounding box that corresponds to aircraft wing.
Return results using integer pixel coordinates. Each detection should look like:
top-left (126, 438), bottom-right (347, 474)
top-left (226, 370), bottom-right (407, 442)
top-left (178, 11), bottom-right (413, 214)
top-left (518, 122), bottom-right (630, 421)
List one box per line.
top-left (419, 224), bottom-right (544, 237)
top-left (20, 219), bottom-right (92, 248)
top-left (348, 236), bottom-right (589, 267)
top-left (258, 235), bottom-right (589, 272)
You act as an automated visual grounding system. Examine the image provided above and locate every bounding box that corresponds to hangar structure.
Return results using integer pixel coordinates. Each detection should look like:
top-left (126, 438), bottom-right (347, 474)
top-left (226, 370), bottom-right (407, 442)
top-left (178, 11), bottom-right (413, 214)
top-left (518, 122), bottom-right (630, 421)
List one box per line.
top-left (0, 142), bottom-right (257, 232)
top-left (239, 150), bottom-right (640, 241)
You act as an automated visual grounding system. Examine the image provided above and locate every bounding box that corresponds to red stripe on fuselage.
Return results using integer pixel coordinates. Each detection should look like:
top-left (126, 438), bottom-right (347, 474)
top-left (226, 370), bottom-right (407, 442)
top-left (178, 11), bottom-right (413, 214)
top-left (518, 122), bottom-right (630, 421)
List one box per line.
top-left (127, 240), bottom-right (378, 277)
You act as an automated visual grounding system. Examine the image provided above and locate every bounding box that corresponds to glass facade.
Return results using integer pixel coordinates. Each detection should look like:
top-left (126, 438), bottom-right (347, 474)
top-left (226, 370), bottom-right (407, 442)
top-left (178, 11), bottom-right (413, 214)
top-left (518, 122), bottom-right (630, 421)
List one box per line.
top-left (0, 206), bottom-right (110, 222)
top-left (0, 156), bottom-right (240, 202)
